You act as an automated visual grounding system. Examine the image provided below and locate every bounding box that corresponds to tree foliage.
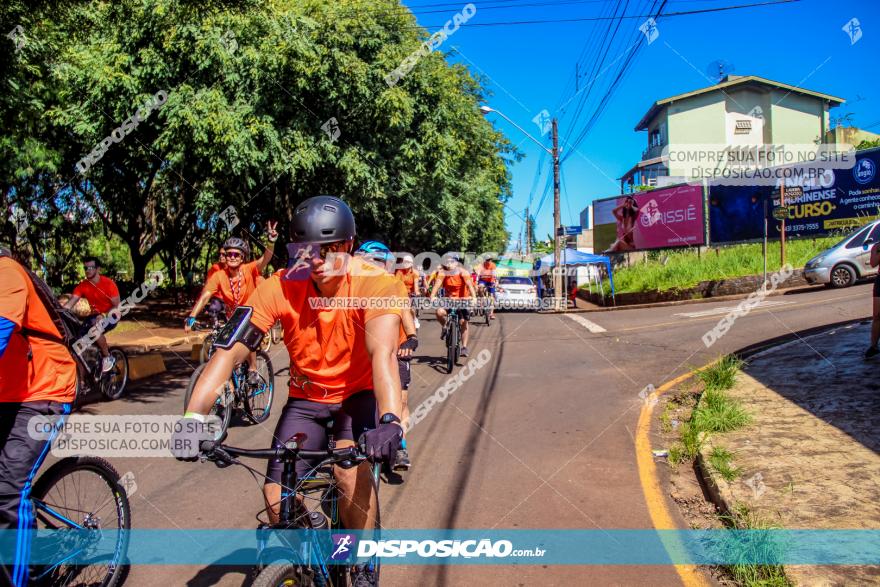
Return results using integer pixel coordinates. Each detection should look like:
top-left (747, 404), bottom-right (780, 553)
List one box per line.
top-left (1, 0), bottom-right (513, 283)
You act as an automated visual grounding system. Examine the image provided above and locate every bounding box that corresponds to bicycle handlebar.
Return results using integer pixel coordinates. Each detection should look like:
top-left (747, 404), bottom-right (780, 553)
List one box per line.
top-left (199, 440), bottom-right (366, 466)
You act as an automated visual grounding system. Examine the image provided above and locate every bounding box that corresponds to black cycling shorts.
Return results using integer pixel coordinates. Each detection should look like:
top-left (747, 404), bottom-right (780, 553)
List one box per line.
top-left (265, 390), bottom-right (377, 482)
top-left (874, 276), bottom-right (880, 298)
top-left (79, 314), bottom-right (117, 338)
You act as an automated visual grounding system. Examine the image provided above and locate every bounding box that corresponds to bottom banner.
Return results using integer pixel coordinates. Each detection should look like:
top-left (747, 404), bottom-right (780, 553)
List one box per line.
top-left (1, 529), bottom-right (879, 566)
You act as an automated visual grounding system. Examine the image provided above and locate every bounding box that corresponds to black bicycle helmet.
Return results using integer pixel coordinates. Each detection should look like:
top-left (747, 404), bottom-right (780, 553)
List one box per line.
top-left (223, 237), bottom-right (250, 256)
top-left (290, 195), bottom-right (356, 244)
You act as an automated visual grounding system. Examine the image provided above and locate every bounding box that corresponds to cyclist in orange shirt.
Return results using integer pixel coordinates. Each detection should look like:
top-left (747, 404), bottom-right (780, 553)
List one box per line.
top-left (179, 197), bottom-right (404, 586)
top-left (63, 256), bottom-right (120, 372)
top-left (476, 255), bottom-right (498, 320)
top-left (0, 249), bottom-right (76, 586)
top-left (430, 254), bottom-right (477, 357)
top-left (394, 253), bottom-right (422, 331)
top-left (186, 222), bottom-right (278, 327)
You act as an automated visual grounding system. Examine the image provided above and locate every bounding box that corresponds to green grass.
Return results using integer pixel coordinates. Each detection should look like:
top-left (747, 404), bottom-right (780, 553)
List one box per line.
top-left (600, 237), bottom-right (840, 294)
top-left (696, 355), bottom-right (744, 391)
top-left (694, 387), bottom-right (752, 433)
top-left (708, 445), bottom-right (740, 481)
top-left (667, 356), bottom-right (751, 462)
top-left (720, 504), bottom-right (792, 587)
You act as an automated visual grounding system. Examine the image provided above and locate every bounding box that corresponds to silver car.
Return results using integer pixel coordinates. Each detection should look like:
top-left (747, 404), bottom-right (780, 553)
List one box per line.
top-left (804, 220), bottom-right (880, 288)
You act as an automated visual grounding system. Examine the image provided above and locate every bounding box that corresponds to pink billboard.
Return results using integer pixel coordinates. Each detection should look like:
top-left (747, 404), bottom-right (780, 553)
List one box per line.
top-left (593, 184), bottom-right (705, 252)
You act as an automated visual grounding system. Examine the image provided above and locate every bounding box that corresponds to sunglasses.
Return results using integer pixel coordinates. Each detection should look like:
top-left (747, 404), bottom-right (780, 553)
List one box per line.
top-left (319, 241), bottom-right (349, 260)
top-left (225, 251), bottom-right (243, 260)
top-left (83, 264), bottom-right (96, 270)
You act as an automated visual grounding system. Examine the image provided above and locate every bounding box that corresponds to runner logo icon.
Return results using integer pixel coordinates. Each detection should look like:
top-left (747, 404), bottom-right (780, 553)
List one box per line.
top-left (331, 533), bottom-right (357, 562)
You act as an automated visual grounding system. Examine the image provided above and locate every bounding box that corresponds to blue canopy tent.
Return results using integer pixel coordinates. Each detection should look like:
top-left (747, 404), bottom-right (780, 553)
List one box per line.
top-left (534, 249), bottom-right (615, 304)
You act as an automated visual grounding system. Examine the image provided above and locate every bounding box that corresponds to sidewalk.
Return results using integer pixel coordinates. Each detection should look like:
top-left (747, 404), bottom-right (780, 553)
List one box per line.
top-left (699, 321), bottom-right (880, 586)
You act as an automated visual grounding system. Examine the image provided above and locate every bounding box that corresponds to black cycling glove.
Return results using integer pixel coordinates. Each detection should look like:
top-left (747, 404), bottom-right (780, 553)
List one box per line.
top-left (398, 335), bottom-right (418, 360)
top-left (359, 420), bottom-right (403, 465)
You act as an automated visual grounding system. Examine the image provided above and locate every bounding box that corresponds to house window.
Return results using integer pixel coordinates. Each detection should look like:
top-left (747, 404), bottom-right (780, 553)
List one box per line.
top-left (649, 129), bottom-right (661, 147)
top-left (734, 120), bottom-right (752, 135)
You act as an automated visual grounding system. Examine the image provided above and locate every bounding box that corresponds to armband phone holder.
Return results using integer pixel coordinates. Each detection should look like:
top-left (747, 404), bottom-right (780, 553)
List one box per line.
top-left (211, 306), bottom-right (265, 351)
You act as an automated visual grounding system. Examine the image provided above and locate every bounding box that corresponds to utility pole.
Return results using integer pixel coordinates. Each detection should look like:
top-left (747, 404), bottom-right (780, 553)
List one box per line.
top-left (779, 181), bottom-right (786, 268)
top-left (552, 118), bottom-right (562, 311)
top-left (525, 207), bottom-right (531, 256)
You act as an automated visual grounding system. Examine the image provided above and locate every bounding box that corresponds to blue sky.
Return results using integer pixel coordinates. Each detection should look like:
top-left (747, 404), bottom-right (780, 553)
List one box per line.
top-left (403, 0), bottom-right (880, 250)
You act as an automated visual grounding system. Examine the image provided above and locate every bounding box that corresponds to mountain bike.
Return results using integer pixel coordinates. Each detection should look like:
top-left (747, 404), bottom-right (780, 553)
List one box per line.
top-left (198, 430), bottom-right (381, 586)
top-left (472, 285), bottom-right (492, 327)
top-left (76, 344), bottom-right (129, 402)
top-left (183, 350), bottom-right (275, 438)
top-left (28, 455), bottom-right (131, 586)
top-left (441, 299), bottom-right (469, 374)
top-left (197, 313), bottom-right (225, 364)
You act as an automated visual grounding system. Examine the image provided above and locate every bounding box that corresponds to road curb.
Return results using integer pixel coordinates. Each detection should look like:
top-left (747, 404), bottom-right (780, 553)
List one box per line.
top-left (128, 353), bottom-right (167, 380)
top-left (575, 283), bottom-right (838, 312)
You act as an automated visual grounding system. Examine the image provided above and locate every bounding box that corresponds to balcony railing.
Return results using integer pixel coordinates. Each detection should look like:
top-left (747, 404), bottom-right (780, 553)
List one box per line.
top-left (641, 143), bottom-right (665, 161)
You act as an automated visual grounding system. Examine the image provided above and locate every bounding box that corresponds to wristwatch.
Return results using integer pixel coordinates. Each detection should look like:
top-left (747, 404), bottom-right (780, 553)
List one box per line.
top-left (379, 413), bottom-right (401, 425)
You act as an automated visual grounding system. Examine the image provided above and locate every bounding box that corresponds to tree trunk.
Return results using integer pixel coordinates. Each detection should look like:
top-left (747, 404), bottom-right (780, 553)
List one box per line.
top-left (130, 247), bottom-right (149, 284)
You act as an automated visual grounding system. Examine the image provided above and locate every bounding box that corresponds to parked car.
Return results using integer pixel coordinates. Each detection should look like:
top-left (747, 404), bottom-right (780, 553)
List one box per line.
top-left (804, 219), bottom-right (880, 288)
top-left (495, 276), bottom-right (539, 310)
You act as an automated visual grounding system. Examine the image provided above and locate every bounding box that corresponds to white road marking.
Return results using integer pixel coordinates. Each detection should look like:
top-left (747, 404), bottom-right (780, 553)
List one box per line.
top-left (674, 300), bottom-right (796, 318)
top-left (566, 313), bottom-right (607, 333)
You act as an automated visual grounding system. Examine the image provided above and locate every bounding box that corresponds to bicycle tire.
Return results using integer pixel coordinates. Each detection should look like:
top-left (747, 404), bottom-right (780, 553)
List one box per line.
top-left (30, 456), bottom-right (131, 587)
top-left (252, 563), bottom-right (315, 587)
top-left (260, 332), bottom-right (272, 352)
top-left (446, 319), bottom-right (458, 374)
top-left (485, 301), bottom-right (491, 326)
top-left (101, 349), bottom-right (129, 401)
top-left (184, 363), bottom-right (233, 436)
top-left (243, 351), bottom-right (275, 424)
top-left (199, 334), bottom-right (216, 364)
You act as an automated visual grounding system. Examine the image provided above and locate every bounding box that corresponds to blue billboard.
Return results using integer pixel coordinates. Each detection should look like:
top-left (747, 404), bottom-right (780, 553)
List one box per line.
top-left (708, 148), bottom-right (880, 243)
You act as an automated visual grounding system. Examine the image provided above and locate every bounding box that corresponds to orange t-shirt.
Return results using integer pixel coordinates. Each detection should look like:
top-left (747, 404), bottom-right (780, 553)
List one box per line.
top-left (248, 257), bottom-right (407, 403)
top-left (394, 268), bottom-right (419, 295)
top-left (206, 263), bottom-right (224, 280)
top-left (442, 269), bottom-right (474, 298)
top-left (0, 258), bottom-right (77, 403)
top-left (72, 275), bottom-right (120, 315)
top-left (477, 261), bottom-right (497, 283)
top-left (203, 261), bottom-right (261, 315)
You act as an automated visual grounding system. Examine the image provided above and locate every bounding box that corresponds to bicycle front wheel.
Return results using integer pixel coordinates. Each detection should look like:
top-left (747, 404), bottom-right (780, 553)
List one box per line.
top-left (243, 351), bottom-right (275, 424)
top-left (252, 563), bottom-right (314, 587)
top-left (101, 349), bottom-right (129, 401)
top-left (184, 363), bottom-right (233, 436)
top-left (30, 456), bottom-right (131, 587)
top-left (446, 321), bottom-right (458, 374)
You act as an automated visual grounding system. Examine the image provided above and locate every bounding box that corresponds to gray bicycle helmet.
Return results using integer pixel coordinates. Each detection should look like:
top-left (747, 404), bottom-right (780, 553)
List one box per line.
top-left (290, 195), bottom-right (356, 244)
top-left (223, 237), bottom-right (250, 256)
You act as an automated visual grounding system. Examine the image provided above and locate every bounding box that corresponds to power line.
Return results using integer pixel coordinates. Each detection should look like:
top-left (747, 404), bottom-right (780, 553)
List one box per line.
top-left (563, 0), bottom-right (668, 159)
top-left (405, 0), bottom-right (798, 27)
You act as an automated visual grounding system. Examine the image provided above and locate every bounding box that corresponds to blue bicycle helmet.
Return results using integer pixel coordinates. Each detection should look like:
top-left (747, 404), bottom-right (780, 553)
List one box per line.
top-left (355, 240), bottom-right (392, 263)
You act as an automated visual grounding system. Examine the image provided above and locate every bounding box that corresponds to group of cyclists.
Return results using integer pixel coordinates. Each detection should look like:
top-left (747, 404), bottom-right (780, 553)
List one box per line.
top-left (0, 194), bottom-right (501, 586)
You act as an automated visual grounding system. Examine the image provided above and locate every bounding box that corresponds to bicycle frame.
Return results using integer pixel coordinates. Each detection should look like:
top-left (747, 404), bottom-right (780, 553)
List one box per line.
top-left (204, 440), bottom-right (380, 585)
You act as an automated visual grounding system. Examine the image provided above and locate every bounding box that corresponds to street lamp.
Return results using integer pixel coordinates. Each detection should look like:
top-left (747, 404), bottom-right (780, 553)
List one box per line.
top-left (480, 105), bottom-right (563, 310)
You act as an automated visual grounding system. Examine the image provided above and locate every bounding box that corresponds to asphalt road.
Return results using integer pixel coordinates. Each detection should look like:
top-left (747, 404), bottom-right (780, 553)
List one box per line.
top-left (50, 282), bottom-right (873, 586)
